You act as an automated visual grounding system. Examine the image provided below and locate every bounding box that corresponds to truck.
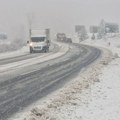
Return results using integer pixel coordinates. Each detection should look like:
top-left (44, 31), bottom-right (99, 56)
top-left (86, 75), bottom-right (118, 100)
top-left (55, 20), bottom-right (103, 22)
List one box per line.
top-left (56, 33), bottom-right (66, 41)
top-left (56, 33), bottom-right (72, 43)
top-left (27, 29), bottom-right (50, 53)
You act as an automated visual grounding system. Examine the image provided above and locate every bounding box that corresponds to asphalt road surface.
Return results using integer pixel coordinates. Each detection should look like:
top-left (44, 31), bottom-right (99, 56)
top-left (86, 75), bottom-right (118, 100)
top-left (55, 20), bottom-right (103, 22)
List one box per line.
top-left (0, 43), bottom-right (101, 120)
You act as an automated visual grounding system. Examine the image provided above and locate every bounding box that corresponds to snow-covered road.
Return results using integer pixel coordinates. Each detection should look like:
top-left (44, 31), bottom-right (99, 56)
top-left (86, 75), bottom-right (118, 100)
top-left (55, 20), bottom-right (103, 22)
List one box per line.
top-left (20, 36), bottom-right (120, 120)
top-left (0, 40), bottom-right (102, 120)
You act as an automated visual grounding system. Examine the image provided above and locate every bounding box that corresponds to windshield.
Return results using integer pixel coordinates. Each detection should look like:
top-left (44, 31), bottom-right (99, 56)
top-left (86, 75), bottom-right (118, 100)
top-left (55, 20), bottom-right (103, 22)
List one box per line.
top-left (31, 37), bottom-right (46, 42)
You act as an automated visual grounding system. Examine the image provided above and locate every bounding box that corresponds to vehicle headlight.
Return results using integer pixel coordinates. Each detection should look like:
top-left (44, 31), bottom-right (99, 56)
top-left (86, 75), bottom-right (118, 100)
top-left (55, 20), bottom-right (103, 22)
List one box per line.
top-left (30, 42), bottom-right (33, 46)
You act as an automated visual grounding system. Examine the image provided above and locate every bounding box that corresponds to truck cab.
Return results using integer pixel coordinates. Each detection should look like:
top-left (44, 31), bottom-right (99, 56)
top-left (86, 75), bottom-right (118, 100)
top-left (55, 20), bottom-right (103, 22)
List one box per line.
top-left (28, 29), bottom-right (50, 53)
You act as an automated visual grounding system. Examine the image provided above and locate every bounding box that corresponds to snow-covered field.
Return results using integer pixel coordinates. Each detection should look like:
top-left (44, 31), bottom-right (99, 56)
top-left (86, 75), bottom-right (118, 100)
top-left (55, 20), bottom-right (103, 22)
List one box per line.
top-left (82, 34), bottom-right (120, 57)
top-left (8, 35), bottom-right (120, 120)
top-left (0, 39), bottom-right (25, 53)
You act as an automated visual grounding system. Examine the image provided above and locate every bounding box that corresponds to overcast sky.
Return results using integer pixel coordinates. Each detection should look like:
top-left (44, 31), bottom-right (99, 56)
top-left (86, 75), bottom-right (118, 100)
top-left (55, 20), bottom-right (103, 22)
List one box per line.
top-left (0, 0), bottom-right (120, 39)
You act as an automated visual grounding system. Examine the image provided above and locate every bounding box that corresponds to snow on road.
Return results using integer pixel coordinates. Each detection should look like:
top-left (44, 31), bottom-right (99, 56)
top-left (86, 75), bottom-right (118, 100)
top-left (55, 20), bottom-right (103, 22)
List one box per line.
top-left (0, 42), bottom-right (56, 60)
top-left (0, 44), bottom-right (69, 73)
top-left (0, 42), bottom-right (69, 74)
top-left (0, 46), bottom-right (29, 60)
top-left (17, 35), bottom-right (120, 120)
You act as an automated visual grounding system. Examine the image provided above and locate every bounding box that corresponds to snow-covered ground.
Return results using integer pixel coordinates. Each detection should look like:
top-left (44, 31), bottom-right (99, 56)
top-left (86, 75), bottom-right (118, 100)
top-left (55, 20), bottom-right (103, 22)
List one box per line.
top-left (82, 34), bottom-right (120, 56)
top-left (9, 35), bottom-right (120, 120)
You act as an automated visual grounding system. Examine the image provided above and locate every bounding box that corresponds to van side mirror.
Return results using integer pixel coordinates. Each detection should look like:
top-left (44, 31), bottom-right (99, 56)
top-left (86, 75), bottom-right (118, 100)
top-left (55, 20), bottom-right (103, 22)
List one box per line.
top-left (27, 41), bottom-right (29, 44)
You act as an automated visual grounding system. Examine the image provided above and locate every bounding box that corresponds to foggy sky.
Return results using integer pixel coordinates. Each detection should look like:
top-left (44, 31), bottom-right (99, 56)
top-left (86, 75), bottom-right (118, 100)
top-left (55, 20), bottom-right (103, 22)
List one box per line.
top-left (0, 0), bottom-right (120, 40)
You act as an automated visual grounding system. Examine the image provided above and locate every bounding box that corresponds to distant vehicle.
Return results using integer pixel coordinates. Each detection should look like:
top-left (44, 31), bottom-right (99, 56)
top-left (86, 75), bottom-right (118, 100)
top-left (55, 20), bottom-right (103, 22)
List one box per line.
top-left (27, 29), bottom-right (50, 53)
top-left (56, 33), bottom-right (72, 43)
top-left (56, 33), bottom-right (66, 41)
top-left (66, 38), bottom-right (72, 43)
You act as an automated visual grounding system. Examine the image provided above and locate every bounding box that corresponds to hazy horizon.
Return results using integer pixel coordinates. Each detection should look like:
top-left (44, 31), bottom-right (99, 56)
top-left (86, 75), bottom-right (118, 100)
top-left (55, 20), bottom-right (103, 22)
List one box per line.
top-left (0, 0), bottom-right (120, 40)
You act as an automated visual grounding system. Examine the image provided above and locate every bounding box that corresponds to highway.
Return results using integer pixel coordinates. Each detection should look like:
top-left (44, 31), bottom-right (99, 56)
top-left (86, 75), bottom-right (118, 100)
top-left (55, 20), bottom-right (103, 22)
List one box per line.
top-left (0, 42), bottom-right (101, 120)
